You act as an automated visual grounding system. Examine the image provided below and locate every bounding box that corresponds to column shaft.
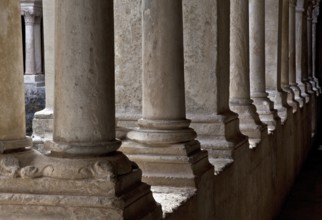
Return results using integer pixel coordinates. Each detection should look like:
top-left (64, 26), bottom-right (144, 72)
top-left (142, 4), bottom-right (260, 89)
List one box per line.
top-left (229, 0), bottom-right (266, 148)
top-left (295, 5), bottom-right (310, 102)
top-left (289, 0), bottom-right (305, 107)
top-left (49, 0), bottom-right (119, 155)
top-left (24, 13), bottom-right (36, 75)
top-left (280, 0), bottom-right (299, 112)
top-left (312, 3), bottom-right (322, 93)
top-left (0, 0), bottom-right (31, 150)
top-left (249, 0), bottom-right (279, 132)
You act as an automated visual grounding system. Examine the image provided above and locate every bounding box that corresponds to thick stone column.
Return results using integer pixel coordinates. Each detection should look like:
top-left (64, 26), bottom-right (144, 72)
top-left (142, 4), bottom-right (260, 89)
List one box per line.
top-left (0, 0), bottom-right (31, 152)
top-left (229, 0), bottom-right (266, 148)
top-left (249, 0), bottom-right (280, 132)
top-left (281, 0), bottom-right (299, 112)
top-left (265, 0), bottom-right (290, 123)
top-left (0, 1), bottom-right (162, 218)
top-left (312, 1), bottom-right (322, 93)
top-left (123, 0), bottom-right (213, 187)
top-left (32, 0), bottom-right (55, 151)
top-left (21, 0), bottom-right (44, 85)
top-left (183, 0), bottom-right (247, 174)
top-left (289, 0), bottom-right (305, 107)
top-left (295, 2), bottom-right (310, 103)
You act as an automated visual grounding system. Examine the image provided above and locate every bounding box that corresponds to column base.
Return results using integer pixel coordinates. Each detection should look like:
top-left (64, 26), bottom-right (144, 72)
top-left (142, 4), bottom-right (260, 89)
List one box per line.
top-left (188, 112), bottom-right (247, 174)
top-left (24, 74), bottom-right (45, 87)
top-left (251, 96), bottom-right (280, 132)
top-left (309, 78), bottom-right (319, 96)
top-left (298, 82), bottom-right (310, 103)
top-left (0, 149), bottom-right (162, 219)
top-left (267, 89), bottom-right (289, 124)
top-left (229, 101), bottom-right (267, 148)
top-left (121, 140), bottom-right (213, 188)
top-left (313, 77), bottom-right (322, 94)
top-left (290, 84), bottom-right (305, 108)
top-left (32, 108), bottom-right (53, 153)
top-left (282, 86), bottom-right (299, 113)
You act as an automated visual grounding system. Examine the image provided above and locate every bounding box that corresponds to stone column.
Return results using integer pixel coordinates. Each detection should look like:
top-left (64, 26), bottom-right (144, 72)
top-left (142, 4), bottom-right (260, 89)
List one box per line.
top-left (265, 0), bottom-right (290, 123)
top-left (249, 0), bottom-right (280, 132)
top-left (289, 0), bottom-right (305, 107)
top-left (0, 0), bottom-right (31, 152)
top-left (0, 1), bottom-right (161, 218)
top-left (295, 2), bottom-right (310, 103)
top-left (21, 0), bottom-right (44, 85)
top-left (32, 0), bottom-right (55, 150)
top-left (183, 0), bottom-right (247, 174)
top-left (123, 0), bottom-right (213, 187)
top-left (281, 0), bottom-right (299, 112)
top-left (229, 0), bottom-right (266, 148)
top-left (311, 1), bottom-right (322, 93)
top-left (307, 3), bottom-right (319, 94)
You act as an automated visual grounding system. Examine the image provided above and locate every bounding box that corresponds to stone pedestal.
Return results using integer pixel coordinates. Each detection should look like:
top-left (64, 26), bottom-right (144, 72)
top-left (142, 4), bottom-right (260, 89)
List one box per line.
top-left (229, 0), bottom-right (266, 148)
top-left (122, 0), bottom-right (213, 187)
top-left (249, 0), bottom-right (280, 133)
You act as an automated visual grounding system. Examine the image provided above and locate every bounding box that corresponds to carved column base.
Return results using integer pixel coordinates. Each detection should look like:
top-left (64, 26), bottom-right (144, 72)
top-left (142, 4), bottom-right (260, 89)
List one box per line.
top-left (290, 84), bottom-right (305, 107)
top-left (252, 96), bottom-right (280, 132)
top-left (0, 149), bottom-right (162, 219)
top-left (298, 83), bottom-right (310, 103)
top-left (32, 108), bottom-right (53, 152)
top-left (121, 140), bottom-right (213, 187)
top-left (267, 90), bottom-right (289, 124)
top-left (282, 86), bottom-right (299, 113)
top-left (188, 112), bottom-right (247, 174)
top-left (309, 78), bottom-right (319, 95)
top-left (313, 77), bottom-right (322, 94)
top-left (230, 101), bottom-right (267, 149)
top-left (24, 74), bottom-right (45, 87)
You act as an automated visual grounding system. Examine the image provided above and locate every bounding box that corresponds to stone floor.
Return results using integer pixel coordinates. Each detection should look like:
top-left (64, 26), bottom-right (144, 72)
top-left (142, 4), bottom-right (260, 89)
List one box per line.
top-left (278, 144), bottom-right (322, 220)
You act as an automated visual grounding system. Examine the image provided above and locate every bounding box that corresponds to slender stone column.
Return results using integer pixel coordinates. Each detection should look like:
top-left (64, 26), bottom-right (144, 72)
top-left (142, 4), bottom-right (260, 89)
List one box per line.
top-left (32, 0), bottom-right (55, 150)
top-left (289, 0), bottom-right (305, 107)
top-left (307, 3), bottom-right (319, 94)
top-left (123, 0), bottom-right (213, 187)
top-left (249, 0), bottom-right (280, 132)
top-left (265, 0), bottom-right (290, 123)
top-left (0, 0), bottom-right (31, 152)
top-left (229, 0), bottom-right (266, 148)
top-left (281, 0), bottom-right (299, 112)
top-left (295, 2), bottom-right (310, 103)
top-left (311, 1), bottom-right (322, 93)
top-left (21, 0), bottom-right (44, 85)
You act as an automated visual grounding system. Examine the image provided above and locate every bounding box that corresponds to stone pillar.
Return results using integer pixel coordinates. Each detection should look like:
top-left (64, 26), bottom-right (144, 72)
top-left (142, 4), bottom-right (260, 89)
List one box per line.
top-left (123, 0), bottom-right (213, 187)
top-left (311, 1), bottom-right (322, 93)
top-left (21, 0), bottom-right (44, 85)
top-left (289, 0), bottom-right (305, 107)
top-left (229, 0), bottom-right (266, 148)
top-left (281, 0), bottom-right (299, 112)
top-left (307, 3), bottom-right (319, 94)
top-left (0, 0), bottom-right (31, 152)
top-left (249, 0), bottom-right (280, 132)
top-left (182, 0), bottom-right (247, 174)
top-left (0, 1), bottom-right (162, 218)
top-left (295, 2), bottom-right (310, 103)
top-left (265, 0), bottom-right (290, 123)
top-left (32, 0), bottom-right (55, 150)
